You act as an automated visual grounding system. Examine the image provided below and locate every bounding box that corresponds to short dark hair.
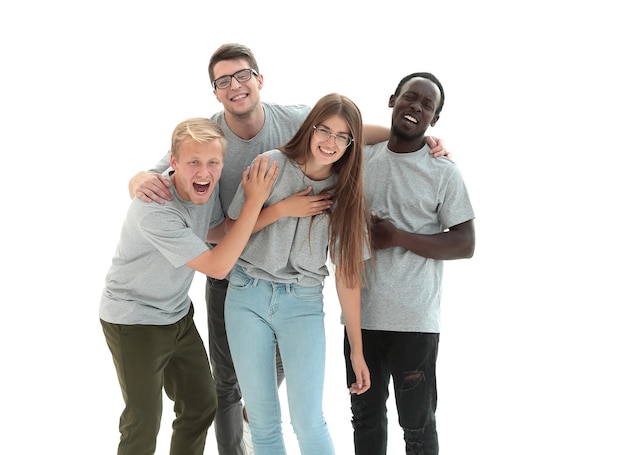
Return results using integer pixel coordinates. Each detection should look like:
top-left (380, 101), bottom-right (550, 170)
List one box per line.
top-left (208, 43), bottom-right (260, 82)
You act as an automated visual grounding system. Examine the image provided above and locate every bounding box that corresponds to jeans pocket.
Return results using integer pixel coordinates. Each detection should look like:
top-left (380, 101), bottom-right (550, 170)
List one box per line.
top-left (228, 267), bottom-right (255, 290)
top-left (292, 284), bottom-right (323, 301)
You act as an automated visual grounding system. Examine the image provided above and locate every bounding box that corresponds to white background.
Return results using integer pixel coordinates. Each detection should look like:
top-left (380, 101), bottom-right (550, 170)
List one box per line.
top-left (1, 1), bottom-right (625, 454)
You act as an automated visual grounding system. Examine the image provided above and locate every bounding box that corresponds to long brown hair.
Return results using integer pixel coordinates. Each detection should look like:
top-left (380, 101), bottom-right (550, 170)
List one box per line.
top-left (279, 93), bottom-right (370, 288)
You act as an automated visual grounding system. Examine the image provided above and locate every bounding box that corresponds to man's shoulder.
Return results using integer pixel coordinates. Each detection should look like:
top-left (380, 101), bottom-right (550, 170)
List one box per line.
top-left (263, 101), bottom-right (311, 118)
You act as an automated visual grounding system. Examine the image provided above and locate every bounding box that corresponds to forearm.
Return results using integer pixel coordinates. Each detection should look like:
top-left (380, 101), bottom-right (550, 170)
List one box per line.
top-left (336, 275), bottom-right (363, 356)
top-left (188, 200), bottom-right (262, 278)
top-left (363, 124), bottom-right (390, 145)
top-left (212, 201), bottom-right (261, 262)
top-left (392, 221), bottom-right (475, 260)
top-left (252, 201), bottom-right (286, 232)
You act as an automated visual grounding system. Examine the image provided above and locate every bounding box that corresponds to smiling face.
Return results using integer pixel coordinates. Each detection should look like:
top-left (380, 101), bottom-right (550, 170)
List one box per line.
top-left (389, 77), bottom-right (441, 151)
top-left (170, 138), bottom-right (224, 204)
top-left (212, 58), bottom-right (263, 118)
top-left (306, 115), bottom-right (351, 179)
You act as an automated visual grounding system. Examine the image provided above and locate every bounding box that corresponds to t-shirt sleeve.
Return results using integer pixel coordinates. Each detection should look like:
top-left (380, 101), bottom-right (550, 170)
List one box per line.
top-left (140, 208), bottom-right (209, 268)
top-left (439, 166), bottom-right (475, 229)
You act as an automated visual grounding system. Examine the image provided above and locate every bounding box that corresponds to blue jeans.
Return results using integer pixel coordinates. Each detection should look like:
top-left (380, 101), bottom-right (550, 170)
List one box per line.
top-left (224, 264), bottom-right (335, 455)
top-left (344, 329), bottom-right (439, 455)
top-left (205, 276), bottom-right (285, 455)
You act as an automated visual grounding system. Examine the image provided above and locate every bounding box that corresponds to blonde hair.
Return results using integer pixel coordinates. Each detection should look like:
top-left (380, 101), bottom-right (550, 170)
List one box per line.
top-left (171, 118), bottom-right (226, 158)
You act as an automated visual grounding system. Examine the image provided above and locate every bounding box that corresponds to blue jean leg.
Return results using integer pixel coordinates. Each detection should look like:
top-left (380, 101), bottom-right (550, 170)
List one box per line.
top-left (225, 265), bottom-right (334, 455)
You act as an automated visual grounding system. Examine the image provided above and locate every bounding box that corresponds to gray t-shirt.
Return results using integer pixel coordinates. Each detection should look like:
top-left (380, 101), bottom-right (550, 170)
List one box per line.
top-left (148, 102), bottom-right (311, 215)
top-left (228, 150), bottom-right (335, 286)
top-left (100, 174), bottom-right (223, 325)
top-left (361, 142), bottom-right (475, 333)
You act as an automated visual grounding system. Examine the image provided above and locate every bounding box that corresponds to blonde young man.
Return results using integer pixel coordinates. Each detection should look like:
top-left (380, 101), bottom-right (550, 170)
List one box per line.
top-left (101, 118), bottom-right (278, 455)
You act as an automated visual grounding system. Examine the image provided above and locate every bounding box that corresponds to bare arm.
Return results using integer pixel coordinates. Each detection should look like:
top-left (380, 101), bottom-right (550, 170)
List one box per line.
top-left (186, 156), bottom-right (279, 279)
top-left (336, 272), bottom-right (370, 395)
top-left (215, 187), bottom-right (333, 241)
top-left (252, 187), bottom-right (332, 232)
top-left (371, 216), bottom-right (475, 260)
top-left (363, 125), bottom-right (449, 159)
top-left (363, 124), bottom-right (390, 145)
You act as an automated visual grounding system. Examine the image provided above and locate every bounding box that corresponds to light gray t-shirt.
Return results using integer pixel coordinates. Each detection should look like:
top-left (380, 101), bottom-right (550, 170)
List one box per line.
top-left (228, 150), bottom-right (335, 286)
top-left (100, 174), bottom-right (223, 325)
top-left (361, 142), bottom-right (475, 333)
top-left (148, 102), bottom-right (311, 215)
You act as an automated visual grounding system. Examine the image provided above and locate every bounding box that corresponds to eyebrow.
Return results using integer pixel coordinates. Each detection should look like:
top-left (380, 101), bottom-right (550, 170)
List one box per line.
top-left (318, 124), bottom-right (351, 135)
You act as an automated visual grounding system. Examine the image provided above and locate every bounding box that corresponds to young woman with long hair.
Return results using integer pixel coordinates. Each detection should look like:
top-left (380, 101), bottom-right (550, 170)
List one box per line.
top-left (218, 93), bottom-right (371, 455)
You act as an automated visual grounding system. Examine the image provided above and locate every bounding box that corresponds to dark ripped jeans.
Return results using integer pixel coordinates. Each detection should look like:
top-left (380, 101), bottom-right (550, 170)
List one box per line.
top-left (344, 329), bottom-right (439, 455)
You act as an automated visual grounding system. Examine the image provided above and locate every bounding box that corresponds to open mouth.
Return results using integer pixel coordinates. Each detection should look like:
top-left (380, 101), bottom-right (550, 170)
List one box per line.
top-left (193, 182), bottom-right (211, 194)
top-left (231, 93), bottom-right (248, 102)
top-left (403, 114), bottom-right (418, 124)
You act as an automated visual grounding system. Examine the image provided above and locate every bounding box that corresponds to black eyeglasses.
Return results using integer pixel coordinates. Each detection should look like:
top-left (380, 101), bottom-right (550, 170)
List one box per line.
top-left (313, 126), bottom-right (353, 148)
top-left (212, 68), bottom-right (259, 90)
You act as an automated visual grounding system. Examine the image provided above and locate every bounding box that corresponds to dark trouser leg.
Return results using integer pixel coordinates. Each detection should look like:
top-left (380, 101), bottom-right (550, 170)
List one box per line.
top-left (390, 332), bottom-right (439, 455)
top-left (101, 306), bottom-right (214, 455)
top-left (101, 319), bottom-right (164, 455)
top-left (206, 276), bottom-right (245, 455)
top-left (345, 329), bottom-right (390, 455)
top-left (164, 306), bottom-right (217, 455)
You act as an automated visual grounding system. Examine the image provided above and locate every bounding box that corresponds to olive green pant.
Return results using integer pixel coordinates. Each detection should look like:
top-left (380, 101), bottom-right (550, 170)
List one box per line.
top-left (101, 305), bottom-right (217, 455)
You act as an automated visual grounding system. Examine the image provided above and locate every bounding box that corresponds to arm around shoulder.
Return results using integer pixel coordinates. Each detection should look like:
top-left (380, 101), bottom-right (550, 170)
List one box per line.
top-left (128, 171), bottom-right (173, 203)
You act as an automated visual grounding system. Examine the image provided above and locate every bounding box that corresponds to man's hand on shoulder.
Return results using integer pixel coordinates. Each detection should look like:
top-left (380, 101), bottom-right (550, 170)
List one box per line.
top-left (128, 171), bottom-right (173, 203)
top-left (426, 136), bottom-right (451, 158)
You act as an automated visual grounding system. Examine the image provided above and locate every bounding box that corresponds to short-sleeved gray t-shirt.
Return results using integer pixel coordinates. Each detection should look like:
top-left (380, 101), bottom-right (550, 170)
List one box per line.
top-left (100, 174), bottom-right (222, 325)
top-left (361, 142), bottom-right (475, 333)
top-left (228, 150), bottom-right (335, 286)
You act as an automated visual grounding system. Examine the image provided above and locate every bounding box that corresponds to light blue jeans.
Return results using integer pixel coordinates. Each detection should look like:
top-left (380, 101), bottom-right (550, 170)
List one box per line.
top-left (224, 264), bottom-right (335, 455)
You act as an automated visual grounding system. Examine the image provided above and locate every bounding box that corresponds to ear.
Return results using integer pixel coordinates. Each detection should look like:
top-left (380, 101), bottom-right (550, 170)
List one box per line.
top-left (169, 153), bottom-right (177, 170)
top-left (212, 87), bottom-right (222, 104)
top-left (430, 114), bottom-right (440, 127)
top-left (257, 73), bottom-right (264, 90)
top-left (388, 94), bottom-right (396, 108)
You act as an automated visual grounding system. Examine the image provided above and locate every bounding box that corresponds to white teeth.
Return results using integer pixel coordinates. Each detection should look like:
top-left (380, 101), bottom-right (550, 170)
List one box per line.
top-left (404, 114), bottom-right (418, 124)
top-left (320, 147), bottom-right (336, 155)
top-left (232, 94), bottom-right (246, 101)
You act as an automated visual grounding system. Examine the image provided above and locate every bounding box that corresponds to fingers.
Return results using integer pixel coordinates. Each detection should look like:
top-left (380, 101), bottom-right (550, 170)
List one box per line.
top-left (348, 370), bottom-right (371, 395)
top-left (295, 186), bottom-right (313, 196)
top-left (246, 155), bottom-right (278, 180)
top-left (135, 175), bottom-right (172, 204)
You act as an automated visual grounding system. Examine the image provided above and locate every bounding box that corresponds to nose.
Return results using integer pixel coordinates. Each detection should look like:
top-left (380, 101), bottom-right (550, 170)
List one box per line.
top-left (410, 100), bottom-right (423, 112)
top-left (326, 135), bottom-right (339, 146)
top-left (198, 164), bottom-right (213, 176)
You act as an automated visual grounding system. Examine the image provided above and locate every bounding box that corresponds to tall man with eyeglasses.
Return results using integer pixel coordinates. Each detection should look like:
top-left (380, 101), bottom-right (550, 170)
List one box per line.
top-left (127, 44), bottom-right (446, 455)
